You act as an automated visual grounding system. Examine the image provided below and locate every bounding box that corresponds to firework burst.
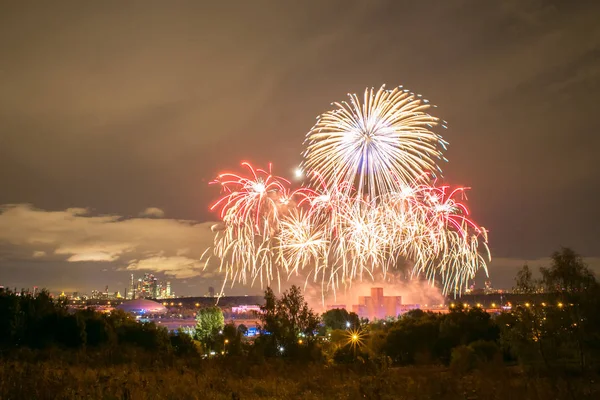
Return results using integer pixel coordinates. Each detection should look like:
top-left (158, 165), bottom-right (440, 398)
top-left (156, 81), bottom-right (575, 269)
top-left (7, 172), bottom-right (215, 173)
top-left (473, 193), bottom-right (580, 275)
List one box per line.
top-left (303, 85), bottom-right (448, 199)
top-left (206, 85), bottom-right (490, 299)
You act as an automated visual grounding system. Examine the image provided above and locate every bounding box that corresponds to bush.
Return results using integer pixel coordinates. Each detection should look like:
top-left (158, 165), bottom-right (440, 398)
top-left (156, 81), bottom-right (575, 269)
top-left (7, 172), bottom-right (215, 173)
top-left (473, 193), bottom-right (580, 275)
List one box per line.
top-left (450, 345), bottom-right (476, 373)
top-left (469, 340), bottom-right (501, 364)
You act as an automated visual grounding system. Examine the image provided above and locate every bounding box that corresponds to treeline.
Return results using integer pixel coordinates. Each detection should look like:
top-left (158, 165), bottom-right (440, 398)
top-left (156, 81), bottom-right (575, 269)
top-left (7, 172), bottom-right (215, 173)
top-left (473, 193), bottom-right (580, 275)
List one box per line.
top-left (0, 291), bottom-right (197, 361)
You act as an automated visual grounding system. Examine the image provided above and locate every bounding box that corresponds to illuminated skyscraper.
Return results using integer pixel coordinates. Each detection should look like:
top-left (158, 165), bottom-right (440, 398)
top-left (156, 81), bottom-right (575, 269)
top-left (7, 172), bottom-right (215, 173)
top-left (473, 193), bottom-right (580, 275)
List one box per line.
top-left (128, 274), bottom-right (135, 300)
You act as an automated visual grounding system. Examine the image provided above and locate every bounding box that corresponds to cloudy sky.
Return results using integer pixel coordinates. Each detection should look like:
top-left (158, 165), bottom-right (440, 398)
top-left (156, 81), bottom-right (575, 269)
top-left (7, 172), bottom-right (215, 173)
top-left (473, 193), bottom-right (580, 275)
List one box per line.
top-left (1, 0), bottom-right (599, 296)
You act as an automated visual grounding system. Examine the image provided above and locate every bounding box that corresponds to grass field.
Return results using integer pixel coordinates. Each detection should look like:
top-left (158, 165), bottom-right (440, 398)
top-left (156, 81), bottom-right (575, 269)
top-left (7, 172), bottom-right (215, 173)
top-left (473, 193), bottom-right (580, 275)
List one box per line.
top-left (0, 358), bottom-right (586, 400)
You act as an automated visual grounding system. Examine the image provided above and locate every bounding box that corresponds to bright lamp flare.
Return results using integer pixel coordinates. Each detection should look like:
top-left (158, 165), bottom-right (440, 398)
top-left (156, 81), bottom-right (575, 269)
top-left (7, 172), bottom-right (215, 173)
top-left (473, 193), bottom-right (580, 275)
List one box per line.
top-left (303, 85), bottom-right (448, 199)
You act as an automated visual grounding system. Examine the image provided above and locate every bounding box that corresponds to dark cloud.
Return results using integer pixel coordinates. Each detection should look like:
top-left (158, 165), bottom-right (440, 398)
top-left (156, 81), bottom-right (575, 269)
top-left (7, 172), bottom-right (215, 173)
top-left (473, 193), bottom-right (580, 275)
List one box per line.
top-left (1, 1), bottom-right (599, 294)
top-left (0, 204), bottom-right (219, 294)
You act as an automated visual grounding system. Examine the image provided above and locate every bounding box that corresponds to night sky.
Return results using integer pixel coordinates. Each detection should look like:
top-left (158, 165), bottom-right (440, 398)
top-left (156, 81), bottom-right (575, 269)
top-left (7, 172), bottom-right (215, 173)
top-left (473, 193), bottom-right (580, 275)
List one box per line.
top-left (1, 1), bottom-right (599, 297)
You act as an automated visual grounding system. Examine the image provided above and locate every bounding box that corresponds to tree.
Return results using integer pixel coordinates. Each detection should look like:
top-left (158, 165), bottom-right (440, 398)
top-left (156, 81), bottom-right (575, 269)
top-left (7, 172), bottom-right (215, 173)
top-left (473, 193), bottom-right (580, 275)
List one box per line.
top-left (195, 306), bottom-right (224, 350)
top-left (540, 248), bottom-right (600, 372)
top-left (58, 314), bottom-right (87, 347)
top-left (322, 308), bottom-right (360, 331)
top-left (514, 264), bottom-right (538, 294)
top-left (170, 329), bottom-right (199, 357)
top-left (259, 285), bottom-right (320, 358)
top-left (541, 247), bottom-right (595, 296)
top-left (501, 248), bottom-right (600, 373)
top-left (382, 311), bottom-right (445, 365)
top-left (222, 322), bottom-right (243, 356)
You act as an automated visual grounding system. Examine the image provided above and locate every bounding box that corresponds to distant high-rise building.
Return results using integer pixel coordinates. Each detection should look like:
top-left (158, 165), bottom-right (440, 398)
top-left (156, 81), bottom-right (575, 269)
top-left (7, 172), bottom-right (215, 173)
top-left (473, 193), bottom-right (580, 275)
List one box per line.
top-left (208, 286), bottom-right (215, 298)
top-left (128, 274), bottom-right (135, 300)
top-left (122, 273), bottom-right (172, 300)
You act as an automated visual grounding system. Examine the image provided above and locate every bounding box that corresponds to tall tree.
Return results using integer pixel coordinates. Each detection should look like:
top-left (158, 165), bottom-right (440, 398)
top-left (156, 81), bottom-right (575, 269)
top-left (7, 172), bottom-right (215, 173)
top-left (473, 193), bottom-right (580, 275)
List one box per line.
top-left (195, 306), bottom-right (224, 350)
top-left (514, 264), bottom-right (537, 294)
top-left (259, 285), bottom-right (320, 358)
top-left (541, 247), bottom-right (595, 296)
top-left (540, 247), bottom-right (599, 372)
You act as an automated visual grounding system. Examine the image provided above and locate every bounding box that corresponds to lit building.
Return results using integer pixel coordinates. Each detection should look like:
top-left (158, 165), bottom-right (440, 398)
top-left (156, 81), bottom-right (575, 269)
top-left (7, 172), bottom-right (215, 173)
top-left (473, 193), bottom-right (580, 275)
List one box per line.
top-left (231, 305), bottom-right (262, 314)
top-left (352, 288), bottom-right (420, 320)
top-left (125, 273), bottom-right (174, 300)
top-left (128, 274), bottom-right (135, 300)
top-left (116, 299), bottom-right (168, 315)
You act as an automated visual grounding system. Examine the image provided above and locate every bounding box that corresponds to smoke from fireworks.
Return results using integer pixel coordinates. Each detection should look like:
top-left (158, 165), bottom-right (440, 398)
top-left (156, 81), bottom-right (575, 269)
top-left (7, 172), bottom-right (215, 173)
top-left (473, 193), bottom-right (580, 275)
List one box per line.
top-left (207, 85), bottom-right (490, 299)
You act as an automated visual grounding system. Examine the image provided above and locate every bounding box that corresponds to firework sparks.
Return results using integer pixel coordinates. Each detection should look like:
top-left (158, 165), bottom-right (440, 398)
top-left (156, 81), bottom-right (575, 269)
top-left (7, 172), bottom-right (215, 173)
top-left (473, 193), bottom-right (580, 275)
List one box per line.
top-left (303, 85), bottom-right (448, 199)
top-left (209, 162), bottom-right (294, 291)
top-left (206, 85), bottom-right (490, 299)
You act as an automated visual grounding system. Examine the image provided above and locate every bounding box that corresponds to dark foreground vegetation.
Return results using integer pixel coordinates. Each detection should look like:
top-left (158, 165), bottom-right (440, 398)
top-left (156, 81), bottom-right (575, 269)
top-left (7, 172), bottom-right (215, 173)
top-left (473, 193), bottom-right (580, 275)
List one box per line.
top-left (1, 248), bottom-right (599, 399)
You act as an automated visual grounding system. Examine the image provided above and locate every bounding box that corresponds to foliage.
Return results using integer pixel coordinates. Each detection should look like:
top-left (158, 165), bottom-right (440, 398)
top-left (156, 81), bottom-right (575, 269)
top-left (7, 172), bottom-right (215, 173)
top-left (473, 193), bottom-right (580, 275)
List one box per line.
top-left (0, 289), bottom-right (198, 360)
top-left (194, 306), bottom-right (225, 349)
top-left (222, 322), bottom-right (244, 356)
top-left (514, 264), bottom-right (538, 294)
top-left (258, 285), bottom-right (320, 359)
top-left (501, 248), bottom-right (600, 373)
top-left (321, 308), bottom-right (360, 330)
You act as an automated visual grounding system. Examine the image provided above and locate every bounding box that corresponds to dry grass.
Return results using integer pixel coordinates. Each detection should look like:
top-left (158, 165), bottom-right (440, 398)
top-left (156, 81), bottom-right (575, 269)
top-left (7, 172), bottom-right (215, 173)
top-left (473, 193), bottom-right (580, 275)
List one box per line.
top-left (1, 358), bottom-right (594, 400)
